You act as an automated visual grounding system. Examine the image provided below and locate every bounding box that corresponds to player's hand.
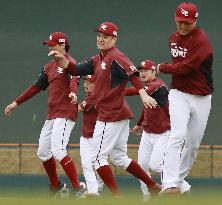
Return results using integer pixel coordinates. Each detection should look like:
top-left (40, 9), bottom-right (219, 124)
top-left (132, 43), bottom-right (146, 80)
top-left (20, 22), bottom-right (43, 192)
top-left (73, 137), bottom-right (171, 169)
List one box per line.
top-left (130, 125), bottom-right (142, 136)
top-left (4, 101), bottom-right (18, 116)
top-left (156, 64), bottom-right (161, 74)
top-left (78, 104), bottom-right (84, 112)
top-left (139, 89), bottom-right (157, 109)
top-left (48, 51), bottom-right (69, 68)
top-left (69, 92), bottom-right (78, 104)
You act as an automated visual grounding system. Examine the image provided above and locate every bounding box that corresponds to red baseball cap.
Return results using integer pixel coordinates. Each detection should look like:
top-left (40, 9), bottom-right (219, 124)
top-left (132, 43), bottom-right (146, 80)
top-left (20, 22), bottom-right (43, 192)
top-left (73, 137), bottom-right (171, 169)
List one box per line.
top-left (82, 75), bottom-right (96, 82)
top-left (43, 32), bottom-right (68, 47)
top-left (175, 2), bottom-right (198, 24)
top-left (137, 59), bottom-right (156, 70)
top-left (95, 22), bottom-right (118, 37)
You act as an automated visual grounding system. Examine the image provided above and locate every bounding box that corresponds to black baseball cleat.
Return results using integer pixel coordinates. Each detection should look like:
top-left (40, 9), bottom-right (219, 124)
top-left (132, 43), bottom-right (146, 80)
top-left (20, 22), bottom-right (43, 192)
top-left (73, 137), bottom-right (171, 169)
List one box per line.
top-left (49, 181), bottom-right (69, 198)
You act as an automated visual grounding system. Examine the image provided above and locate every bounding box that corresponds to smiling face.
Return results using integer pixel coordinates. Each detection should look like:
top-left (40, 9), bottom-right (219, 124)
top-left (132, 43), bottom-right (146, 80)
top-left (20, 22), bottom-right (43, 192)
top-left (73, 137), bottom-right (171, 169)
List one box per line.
top-left (176, 21), bottom-right (196, 35)
top-left (96, 32), bottom-right (117, 51)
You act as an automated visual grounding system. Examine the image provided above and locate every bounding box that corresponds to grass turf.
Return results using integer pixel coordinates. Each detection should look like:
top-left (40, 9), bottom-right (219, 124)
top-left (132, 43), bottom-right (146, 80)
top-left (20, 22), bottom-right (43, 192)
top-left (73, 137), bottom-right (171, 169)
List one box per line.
top-left (0, 193), bottom-right (222, 205)
top-left (0, 175), bottom-right (222, 205)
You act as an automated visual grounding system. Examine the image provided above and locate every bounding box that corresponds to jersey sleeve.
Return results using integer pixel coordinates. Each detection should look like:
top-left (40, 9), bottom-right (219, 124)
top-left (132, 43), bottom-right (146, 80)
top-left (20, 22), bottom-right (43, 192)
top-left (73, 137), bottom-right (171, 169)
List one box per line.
top-left (66, 58), bottom-right (94, 76)
top-left (15, 85), bottom-right (41, 105)
top-left (150, 86), bottom-right (169, 107)
top-left (137, 109), bottom-right (145, 126)
top-left (125, 87), bottom-right (139, 96)
top-left (79, 93), bottom-right (94, 111)
top-left (112, 53), bottom-right (138, 78)
top-left (70, 76), bottom-right (80, 93)
top-left (33, 68), bottom-right (49, 90)
top-left (110, 59), bottom-right (143, 89)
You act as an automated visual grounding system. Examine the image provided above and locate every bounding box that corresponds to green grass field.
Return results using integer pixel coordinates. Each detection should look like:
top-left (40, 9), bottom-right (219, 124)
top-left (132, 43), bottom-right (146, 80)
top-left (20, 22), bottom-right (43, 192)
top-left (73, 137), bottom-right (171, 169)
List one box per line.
top-left (0, 175), bottom-right (221, 205)
top-left (1, 193), bottom-right (222, 205)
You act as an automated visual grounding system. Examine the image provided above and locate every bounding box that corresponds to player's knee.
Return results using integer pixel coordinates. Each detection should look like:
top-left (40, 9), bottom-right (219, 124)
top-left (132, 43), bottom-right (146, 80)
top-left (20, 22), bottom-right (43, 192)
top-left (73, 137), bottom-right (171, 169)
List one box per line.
top-left (93, 159), bottom-right (109, 170)
top-left (51, 148), bottom-right (67, 162)
top-left (111, 155), bottom-right (131, 169)
top-left (37, 148), bottom-right (51, 161)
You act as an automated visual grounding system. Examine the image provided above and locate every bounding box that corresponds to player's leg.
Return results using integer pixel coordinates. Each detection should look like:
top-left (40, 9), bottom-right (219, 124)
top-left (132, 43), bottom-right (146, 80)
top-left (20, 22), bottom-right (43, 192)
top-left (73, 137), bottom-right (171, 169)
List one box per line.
top-left (149, 131), bottom-right (170, 173)
top-left (109, 120), bottom-right (160, 192)
top-left (92, 120), bottom-right (122, 196)
top-left (37, 120), bottom-right (60, 188)
top-left (137, 131), bottom-right (153, 200)
top-left (96, 173), bottom-right (104, 192)
top-left (178, 94), bottom-right (212, 191)
top-left (179, 180), bottom-right (191, 194)
top-left (138, 132), bottom-right (153, 197)
top-left (80, 136), bottom-right (99, 195)
top-left (51, 118), bottom-right (81, 191)
top-left (162, 89), bottom-right (190, 192)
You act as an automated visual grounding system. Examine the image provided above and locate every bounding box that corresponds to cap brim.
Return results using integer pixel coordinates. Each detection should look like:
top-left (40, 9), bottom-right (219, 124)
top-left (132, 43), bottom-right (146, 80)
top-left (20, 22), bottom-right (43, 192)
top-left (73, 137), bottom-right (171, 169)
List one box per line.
top-left (136, 66), bottom-right (143, 70)
top-left (94, 29), bottom-right (117, 37)
top-left (134, 71), bottom-right (140, 77)
top-left (175, 17), bottom-right (195, 24)
top-left (136, 66), bottom-right (155, 71)
top-left (42, 40), bottom-right (58, 47)
top-left (81, 76), bottom-right (95, 82)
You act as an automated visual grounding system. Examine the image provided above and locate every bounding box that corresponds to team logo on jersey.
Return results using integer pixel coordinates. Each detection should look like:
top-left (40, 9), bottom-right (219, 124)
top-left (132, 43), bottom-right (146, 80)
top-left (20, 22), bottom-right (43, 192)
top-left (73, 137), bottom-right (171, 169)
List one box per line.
top-left (130, 65), bottom-right (137, 71)
top-left (101, 61), bottom-right (106, 69)
top-left (57, 67), bottom-right (64, 73)
top-left (171, 45), bottom-right (187, 58)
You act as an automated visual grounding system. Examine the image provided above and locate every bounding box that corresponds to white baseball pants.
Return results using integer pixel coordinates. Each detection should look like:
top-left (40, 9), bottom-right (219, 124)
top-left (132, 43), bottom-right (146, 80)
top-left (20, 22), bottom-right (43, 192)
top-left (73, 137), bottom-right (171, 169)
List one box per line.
top-left (37, 118), bottom-right (75, 162)
top-left (162, 89), bottom-right (212, 190)
top-left (80, 136), bottom-right (103, 195)
top-left (138, 130), bottom-right (170, 196)
top-left (92, 120), bottom-right (132, 170)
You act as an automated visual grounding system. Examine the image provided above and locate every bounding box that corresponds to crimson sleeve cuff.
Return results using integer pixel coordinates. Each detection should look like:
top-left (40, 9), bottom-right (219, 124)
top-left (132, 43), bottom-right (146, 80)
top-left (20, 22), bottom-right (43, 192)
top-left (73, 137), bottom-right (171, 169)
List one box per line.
top-left (130, 75), bottom-right (144, 91)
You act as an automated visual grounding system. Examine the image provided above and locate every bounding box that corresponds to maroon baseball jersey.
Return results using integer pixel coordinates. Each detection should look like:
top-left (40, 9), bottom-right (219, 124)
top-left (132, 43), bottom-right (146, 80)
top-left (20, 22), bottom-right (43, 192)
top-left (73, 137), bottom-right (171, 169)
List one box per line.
top-left (80, 92), bottom-right (98, 138)
top-left (15, 53), bottom-right (78, 121)
top-left (66, 47), bottom-right (144, 122)
top-left (126, 77), bottom-right (170, 133)
top-left (159, 27), bottom-right (213, 95)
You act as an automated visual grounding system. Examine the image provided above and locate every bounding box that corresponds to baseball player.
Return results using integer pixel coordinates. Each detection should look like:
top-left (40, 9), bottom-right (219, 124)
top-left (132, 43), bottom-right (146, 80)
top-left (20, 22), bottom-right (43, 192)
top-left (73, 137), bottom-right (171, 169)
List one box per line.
top-left (4, 32), bottom-right (86, 197)
top-left (156, 2), bottom-right (214, 194)
top-left (49, 22), bottom-right (161, 196)
top-left (125, 59), bottom-right (170, 201)
top-left (75, 75), bottom-right (103, 196)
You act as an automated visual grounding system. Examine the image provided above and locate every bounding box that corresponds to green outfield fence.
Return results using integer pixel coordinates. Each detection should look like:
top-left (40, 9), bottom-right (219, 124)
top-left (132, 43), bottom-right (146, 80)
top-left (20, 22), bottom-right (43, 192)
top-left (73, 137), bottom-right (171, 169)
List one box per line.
top-left (0, 143), bottom-right (222, 177)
